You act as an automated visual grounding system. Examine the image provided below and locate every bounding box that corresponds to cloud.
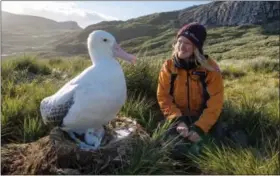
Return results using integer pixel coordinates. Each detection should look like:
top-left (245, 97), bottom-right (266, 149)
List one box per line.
top-left (2, 1), bottom-right (119, 28)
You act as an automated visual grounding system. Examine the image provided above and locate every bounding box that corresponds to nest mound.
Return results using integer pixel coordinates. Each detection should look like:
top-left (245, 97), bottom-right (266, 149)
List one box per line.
top-left (1, 116), bottom-right (150, 175)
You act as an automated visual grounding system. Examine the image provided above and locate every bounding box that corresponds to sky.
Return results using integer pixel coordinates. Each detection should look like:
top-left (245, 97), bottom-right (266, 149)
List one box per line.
top-left (2, 1), bottom-right (210, 28)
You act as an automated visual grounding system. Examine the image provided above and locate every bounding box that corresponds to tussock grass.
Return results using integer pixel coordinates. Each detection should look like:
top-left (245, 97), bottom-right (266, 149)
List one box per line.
top-left (23, 116), bottom-right (45, 143)
top-left (220, 97), bottom-right (278, 147)
top-left (1, 80), bottom-right (58, 143)
top-left (2, 54), bottom-right (279, 174)
top-left (192, 144), bottom-right (279, 174)
top-left (119, 92), bottom-right (158, 132)
top-left (114, 136), bottom-right (176, 175)
top-left (121, 57), bottom-right (163, 98)
top-left (1, 25), bottom-right (279, 174)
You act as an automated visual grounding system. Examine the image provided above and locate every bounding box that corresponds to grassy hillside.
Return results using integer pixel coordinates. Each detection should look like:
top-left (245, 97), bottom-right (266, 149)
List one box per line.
top-left (2, 11), bottom-right (82, 57)
top-left (54, 22), bottom-right (279, 59)
top-left (54, 11), bottom-right (180, 55)
top-left (3, 1), bottom-right (279, 58)
top-left (52, 1), bottom-right (279, 57)
top-left (1, 26), bottom-right (279, 174)
top-left (2, 11), bottom-right (81, 32)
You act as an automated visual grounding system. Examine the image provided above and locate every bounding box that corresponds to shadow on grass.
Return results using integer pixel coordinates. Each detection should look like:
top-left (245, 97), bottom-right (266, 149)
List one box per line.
top-left (260, 21), bottom-right (280, 35)
top-left (219, 99), bottom-right (278, 148)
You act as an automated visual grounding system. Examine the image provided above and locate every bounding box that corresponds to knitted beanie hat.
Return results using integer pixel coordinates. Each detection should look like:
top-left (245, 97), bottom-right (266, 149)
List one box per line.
top-left (177, 22), bottom-right (207, 54)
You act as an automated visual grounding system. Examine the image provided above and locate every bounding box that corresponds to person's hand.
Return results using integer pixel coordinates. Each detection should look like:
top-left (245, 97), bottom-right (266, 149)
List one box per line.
top-left (176, 122), bottom-right (189, 138)
top-left (187, 131), bottom-right (201, 143)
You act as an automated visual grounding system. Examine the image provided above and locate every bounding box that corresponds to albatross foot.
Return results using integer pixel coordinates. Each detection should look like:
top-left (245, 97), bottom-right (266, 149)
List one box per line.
top-left (66, 131), bottom-right (97, 151)
top-left (84, 127), bottom-right (105, 149)
top-left (78, 142), bottom-right (98, 151)
top-left (65, 128), bottom-right (105, 151)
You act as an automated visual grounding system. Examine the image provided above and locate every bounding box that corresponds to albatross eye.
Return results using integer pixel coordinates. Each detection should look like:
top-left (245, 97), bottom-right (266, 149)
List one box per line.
top-left (103, 38), bottom-right (108, 42)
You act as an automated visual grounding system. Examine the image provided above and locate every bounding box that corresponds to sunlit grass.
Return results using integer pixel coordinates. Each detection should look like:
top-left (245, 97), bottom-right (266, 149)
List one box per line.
top-left (1, 24), bottom-right (279, 174)
top-left (192, 144), bottom-right (279, 174)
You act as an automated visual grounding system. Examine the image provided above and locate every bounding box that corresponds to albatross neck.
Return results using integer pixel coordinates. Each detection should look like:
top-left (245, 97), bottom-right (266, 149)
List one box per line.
top-left (89, 48), bottom-right (114, 64)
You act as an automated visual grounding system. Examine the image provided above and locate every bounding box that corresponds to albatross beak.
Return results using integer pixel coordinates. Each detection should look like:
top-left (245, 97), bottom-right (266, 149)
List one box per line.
top-left (113, 43), bottom-right (136, 64)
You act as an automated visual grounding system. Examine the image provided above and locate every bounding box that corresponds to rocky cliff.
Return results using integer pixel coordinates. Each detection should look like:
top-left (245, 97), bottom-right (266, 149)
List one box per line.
top-left (178, 1), bottom-right (280, 26)
top-left (3, 1), bottom-right (279, 57)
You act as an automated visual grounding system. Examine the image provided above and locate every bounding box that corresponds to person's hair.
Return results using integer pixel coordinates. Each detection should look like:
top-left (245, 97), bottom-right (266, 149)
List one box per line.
top-left (171, 37), bottom-right (216, 71)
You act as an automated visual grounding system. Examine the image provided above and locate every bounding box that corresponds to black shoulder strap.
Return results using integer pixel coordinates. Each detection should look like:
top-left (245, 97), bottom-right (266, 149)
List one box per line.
top-left (199, 72), bottom-right (210, 109)
top-left (169, 62), bottom-right (178, 96)
top-left (169, 73), bottom-right (177, 96)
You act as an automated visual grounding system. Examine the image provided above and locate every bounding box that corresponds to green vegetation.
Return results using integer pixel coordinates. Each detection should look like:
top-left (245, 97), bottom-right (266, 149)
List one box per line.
top-left (55, 21), bottom-right (279, 59)
top-left (1, 25), bottom-right (279, 174)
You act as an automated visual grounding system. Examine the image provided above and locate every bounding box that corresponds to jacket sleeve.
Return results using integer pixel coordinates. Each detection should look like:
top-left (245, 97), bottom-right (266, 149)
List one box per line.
top-left (194, 62), bottom-right (224, 133)
top-left (157, 60), bottom-right (182, 120)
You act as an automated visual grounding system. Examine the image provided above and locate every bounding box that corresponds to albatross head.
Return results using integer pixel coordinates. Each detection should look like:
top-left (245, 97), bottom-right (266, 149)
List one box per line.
top-left (87, 30), bottom-right (136, 64)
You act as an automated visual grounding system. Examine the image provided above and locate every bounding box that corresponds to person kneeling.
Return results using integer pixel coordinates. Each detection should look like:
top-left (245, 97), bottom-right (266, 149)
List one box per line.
top-left (157, 22), bottom-right (224, 159)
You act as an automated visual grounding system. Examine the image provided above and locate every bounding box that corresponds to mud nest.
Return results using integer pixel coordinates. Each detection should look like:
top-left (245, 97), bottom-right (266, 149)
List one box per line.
top-left (1, 116), bottom-right (150, 175)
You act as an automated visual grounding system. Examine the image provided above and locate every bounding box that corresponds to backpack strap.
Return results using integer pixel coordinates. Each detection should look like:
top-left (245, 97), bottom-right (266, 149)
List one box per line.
top-left (168, 60), bottom-right (178, 96)
top-left (199, 72), bottom-right (210, 109)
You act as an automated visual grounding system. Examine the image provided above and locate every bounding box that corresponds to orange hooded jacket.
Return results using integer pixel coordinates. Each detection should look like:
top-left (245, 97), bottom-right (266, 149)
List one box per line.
top-left (157, 57), bottom-right (224, 134)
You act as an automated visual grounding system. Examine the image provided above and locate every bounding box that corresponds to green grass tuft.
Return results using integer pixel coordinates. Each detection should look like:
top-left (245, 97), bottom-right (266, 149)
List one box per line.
top-left (192, 144), bottom-right (279, 174)
top-left (1, 24), bottom-right (279, 174)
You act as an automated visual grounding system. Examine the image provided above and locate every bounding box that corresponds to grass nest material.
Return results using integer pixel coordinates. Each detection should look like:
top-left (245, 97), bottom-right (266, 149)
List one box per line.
top-left (1, 116), bottom-right (150, 175)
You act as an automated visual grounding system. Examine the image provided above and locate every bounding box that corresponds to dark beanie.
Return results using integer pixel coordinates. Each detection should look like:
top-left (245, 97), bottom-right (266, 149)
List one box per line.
top-left (176, 22), bottom-right (207, 54)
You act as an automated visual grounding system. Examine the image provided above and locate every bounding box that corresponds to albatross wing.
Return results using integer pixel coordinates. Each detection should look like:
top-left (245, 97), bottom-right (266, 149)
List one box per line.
top-left (40, 84), bottom-right (78, 126)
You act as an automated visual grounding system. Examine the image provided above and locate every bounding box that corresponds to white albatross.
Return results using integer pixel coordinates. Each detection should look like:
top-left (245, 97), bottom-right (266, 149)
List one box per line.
top-left (40, 30), bottom-right (136, 150)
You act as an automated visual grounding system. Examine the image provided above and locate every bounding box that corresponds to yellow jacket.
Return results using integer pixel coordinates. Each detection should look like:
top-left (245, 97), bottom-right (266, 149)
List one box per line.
top-left (157, 57), bottom-right (224, 133)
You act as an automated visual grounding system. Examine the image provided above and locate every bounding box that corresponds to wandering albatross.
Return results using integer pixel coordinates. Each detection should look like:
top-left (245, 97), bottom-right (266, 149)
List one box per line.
top-left (40, 30), bottom-right (136, 150)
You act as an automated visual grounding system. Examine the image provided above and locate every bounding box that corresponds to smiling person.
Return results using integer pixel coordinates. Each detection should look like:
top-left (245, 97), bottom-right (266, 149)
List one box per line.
top-left (157, 22), bottom-right (224, 158)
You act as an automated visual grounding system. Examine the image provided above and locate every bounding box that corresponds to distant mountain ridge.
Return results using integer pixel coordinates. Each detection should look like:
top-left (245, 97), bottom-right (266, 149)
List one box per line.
top-left (2, 11), bottom-right (82, 56)
top-left (53, 1), bottom-right (280, 56)
top-left (2, 1), bottom-right (279, 57)
top-left (2, 11), bottom-right (81, 31)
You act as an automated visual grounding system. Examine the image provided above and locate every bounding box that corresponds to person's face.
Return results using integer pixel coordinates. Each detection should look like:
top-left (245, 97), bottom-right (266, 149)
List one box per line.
top-left (175, 36), bottom-right (195, 59)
